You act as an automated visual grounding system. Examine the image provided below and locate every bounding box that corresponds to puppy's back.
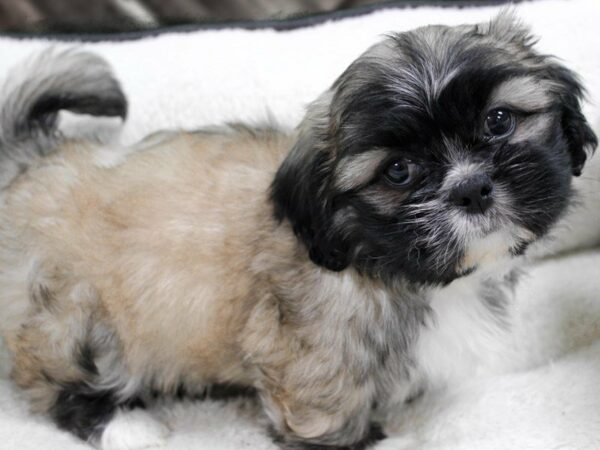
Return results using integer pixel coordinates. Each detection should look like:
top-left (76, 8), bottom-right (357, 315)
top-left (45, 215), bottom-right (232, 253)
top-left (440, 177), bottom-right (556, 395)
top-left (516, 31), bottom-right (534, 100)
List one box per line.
top-left (0, 126), bottom-right (293, 388)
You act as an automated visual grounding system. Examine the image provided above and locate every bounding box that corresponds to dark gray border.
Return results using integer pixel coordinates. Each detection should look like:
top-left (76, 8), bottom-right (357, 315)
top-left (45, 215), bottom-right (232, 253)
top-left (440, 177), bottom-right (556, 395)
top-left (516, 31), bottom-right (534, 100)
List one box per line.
top-left (0, 0), bottom-right (528, 42)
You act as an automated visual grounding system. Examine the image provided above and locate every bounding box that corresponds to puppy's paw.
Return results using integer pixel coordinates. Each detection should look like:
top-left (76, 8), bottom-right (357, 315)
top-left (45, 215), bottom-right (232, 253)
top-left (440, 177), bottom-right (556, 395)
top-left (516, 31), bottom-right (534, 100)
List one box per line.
top-left (100, 408), bottom-right (169, 450)
top-left (272, 423), bottom-right (386, 450)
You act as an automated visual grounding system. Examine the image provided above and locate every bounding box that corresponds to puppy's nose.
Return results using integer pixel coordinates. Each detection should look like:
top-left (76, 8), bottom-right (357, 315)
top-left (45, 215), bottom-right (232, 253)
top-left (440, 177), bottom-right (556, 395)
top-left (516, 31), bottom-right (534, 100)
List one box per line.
top-left (449, 173), bottom-right (494, 214)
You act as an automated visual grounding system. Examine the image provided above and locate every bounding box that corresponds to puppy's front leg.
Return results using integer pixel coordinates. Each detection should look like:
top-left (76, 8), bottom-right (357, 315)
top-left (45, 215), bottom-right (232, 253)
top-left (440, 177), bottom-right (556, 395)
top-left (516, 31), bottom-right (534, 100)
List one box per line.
top-left (243, 297), bottom-right (385, 449)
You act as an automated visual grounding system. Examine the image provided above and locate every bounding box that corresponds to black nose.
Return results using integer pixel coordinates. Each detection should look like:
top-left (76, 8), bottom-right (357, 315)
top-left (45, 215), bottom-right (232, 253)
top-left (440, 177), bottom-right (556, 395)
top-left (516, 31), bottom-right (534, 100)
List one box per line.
top-left (449, 173), bottom-right (494, 214)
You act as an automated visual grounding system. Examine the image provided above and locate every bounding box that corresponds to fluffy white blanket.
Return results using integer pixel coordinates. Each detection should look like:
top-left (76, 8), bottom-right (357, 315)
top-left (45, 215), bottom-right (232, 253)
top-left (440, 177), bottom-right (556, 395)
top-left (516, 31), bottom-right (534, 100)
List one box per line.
top-left (1, 0), bottom-right (600, 449)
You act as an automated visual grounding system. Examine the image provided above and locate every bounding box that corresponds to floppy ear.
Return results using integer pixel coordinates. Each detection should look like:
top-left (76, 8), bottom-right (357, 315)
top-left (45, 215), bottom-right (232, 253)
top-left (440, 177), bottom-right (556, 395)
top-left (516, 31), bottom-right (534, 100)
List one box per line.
top-left (545, 64), bottom-right (598, 176)
top-left (270, 92), bottom-right (350, 272)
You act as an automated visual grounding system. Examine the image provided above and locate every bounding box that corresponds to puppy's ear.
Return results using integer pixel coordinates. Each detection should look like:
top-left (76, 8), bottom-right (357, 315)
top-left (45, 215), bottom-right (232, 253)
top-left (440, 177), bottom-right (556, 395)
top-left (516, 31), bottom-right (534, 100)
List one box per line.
top-left (545, 64), bottom-right (597, 176)
top-left (271, 92), bottom-right (350, 272)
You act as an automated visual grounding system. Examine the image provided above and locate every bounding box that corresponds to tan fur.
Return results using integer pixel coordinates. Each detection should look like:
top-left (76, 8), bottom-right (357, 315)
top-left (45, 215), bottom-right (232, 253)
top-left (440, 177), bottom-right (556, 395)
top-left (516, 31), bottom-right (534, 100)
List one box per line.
top-left (0, 127), bottom-right (386, 445)
top-left (5, 129), bottom-right (281, 376)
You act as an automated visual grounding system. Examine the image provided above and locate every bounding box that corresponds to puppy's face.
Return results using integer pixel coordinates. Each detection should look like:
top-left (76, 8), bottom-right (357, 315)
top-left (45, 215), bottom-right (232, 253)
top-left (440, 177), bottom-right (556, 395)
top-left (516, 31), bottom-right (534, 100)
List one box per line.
top-left (272, 14), bottom-right (597, 286)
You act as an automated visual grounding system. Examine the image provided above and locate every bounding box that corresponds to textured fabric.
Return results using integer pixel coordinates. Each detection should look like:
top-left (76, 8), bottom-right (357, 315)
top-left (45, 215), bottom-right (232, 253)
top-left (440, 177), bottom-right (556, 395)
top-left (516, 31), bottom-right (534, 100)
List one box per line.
top-left (0, 0), bottom-right (599, 448)
top-left (0, 0), bottom-right (380, 33)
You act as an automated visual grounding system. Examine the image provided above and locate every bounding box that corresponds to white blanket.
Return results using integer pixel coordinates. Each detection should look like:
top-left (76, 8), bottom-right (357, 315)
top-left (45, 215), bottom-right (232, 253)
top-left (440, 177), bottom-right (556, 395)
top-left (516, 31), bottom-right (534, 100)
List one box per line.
top-left (1, 0), bottom-right (600, 449)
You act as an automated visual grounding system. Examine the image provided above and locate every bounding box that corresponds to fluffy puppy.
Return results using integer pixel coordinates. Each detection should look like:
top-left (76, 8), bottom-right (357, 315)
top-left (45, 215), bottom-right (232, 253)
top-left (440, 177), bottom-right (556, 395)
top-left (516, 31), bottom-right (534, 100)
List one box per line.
top-left (0, 14), bottom-right (596, 450)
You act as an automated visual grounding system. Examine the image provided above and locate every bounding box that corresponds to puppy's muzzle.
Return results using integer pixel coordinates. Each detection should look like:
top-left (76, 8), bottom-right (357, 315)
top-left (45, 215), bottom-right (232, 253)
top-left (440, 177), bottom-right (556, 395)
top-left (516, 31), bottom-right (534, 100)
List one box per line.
top-left (449, 173), bottom-right (494, 214)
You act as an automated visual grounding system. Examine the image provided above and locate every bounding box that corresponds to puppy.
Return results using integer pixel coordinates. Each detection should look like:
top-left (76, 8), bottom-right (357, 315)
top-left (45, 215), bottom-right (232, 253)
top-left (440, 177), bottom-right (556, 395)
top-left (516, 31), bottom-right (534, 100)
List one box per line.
top-left (0, 13), bottom-right (596, 450)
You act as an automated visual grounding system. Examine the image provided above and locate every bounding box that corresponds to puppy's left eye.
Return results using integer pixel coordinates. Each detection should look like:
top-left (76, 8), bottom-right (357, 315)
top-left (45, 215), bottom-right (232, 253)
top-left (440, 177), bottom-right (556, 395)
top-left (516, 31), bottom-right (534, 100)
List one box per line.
top-left (383, 161), bottom-right (421, 187)
top-left (485, 108), bottom-right (515, 139)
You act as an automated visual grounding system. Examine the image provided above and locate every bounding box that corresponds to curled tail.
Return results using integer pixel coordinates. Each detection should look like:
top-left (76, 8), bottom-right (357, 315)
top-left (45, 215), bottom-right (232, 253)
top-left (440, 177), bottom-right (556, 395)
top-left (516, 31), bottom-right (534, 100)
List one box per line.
top-left (0, 49), bottom-right (127, 187)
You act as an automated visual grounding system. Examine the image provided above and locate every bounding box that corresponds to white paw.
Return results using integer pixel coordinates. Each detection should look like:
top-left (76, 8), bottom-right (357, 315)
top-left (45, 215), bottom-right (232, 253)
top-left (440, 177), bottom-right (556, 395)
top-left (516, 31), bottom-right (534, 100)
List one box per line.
top-left (100, 408), bottom-right (169, 450)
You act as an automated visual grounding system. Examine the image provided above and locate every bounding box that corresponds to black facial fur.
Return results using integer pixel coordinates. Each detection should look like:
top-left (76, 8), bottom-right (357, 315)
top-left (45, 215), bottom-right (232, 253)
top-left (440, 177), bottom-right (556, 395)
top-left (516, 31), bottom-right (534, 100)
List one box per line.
top-left (271, 16), bottom-right (597, 286)
top-left (273, 143), bottom-right (350, 271)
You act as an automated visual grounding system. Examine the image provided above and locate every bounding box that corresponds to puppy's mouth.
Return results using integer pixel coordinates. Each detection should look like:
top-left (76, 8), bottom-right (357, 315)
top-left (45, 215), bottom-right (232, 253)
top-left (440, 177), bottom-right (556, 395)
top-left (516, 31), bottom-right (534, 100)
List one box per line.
top-left (459, 211), bottom-right (503, 235)
top-left (413, 195), bottom-right (536, 284)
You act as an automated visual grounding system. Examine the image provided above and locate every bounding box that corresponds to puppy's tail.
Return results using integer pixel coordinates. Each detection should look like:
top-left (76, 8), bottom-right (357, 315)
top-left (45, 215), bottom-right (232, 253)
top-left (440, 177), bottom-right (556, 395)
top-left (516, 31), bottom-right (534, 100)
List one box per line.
top-left (0, 49), bottom-right (127, 187)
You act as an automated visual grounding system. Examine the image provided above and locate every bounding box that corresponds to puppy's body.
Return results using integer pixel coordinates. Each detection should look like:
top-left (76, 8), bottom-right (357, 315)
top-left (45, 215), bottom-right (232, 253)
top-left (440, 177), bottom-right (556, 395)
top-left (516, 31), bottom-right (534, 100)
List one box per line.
top-left (1, 125), bottom-right (514, 446)
top-left (0, 15), bottom-right (597, 449)
top-left (3, 129), bottom-right (286, 390)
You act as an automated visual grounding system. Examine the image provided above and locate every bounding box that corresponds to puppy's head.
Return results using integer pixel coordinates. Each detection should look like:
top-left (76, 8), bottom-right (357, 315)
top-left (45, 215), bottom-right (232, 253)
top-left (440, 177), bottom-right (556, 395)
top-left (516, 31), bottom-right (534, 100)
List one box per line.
top-left (272, 13), bottom-right (597, 285)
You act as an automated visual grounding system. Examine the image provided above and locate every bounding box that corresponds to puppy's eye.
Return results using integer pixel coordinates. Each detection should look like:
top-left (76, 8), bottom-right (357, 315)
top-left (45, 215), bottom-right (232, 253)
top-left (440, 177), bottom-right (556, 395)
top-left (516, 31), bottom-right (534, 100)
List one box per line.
top-left (384, 161), bottom-right (420, 187)
top-left (485, 108), bottom-right (515, 138)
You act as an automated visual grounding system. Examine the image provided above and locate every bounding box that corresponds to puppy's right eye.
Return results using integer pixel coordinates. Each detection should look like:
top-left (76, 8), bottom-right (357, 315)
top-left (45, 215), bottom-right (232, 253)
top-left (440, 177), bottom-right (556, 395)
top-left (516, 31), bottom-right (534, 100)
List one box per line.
top-left (485, 108), bottom-right (515, 139)
top-left (384, 161), bottom-right (420, 187)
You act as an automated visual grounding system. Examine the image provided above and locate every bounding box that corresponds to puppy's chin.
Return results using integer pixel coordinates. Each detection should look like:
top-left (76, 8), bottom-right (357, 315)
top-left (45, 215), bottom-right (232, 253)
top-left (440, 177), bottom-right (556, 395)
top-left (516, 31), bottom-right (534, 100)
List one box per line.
top-left (452, 223), bottom-right (535, 281)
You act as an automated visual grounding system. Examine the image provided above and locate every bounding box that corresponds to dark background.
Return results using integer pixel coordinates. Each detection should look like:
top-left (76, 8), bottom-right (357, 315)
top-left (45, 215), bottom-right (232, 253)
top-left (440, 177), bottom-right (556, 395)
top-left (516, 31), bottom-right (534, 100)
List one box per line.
top-left (0, 0), bottom-right (506, 34)
top-left (0, 0), bottom-right (382, 33)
